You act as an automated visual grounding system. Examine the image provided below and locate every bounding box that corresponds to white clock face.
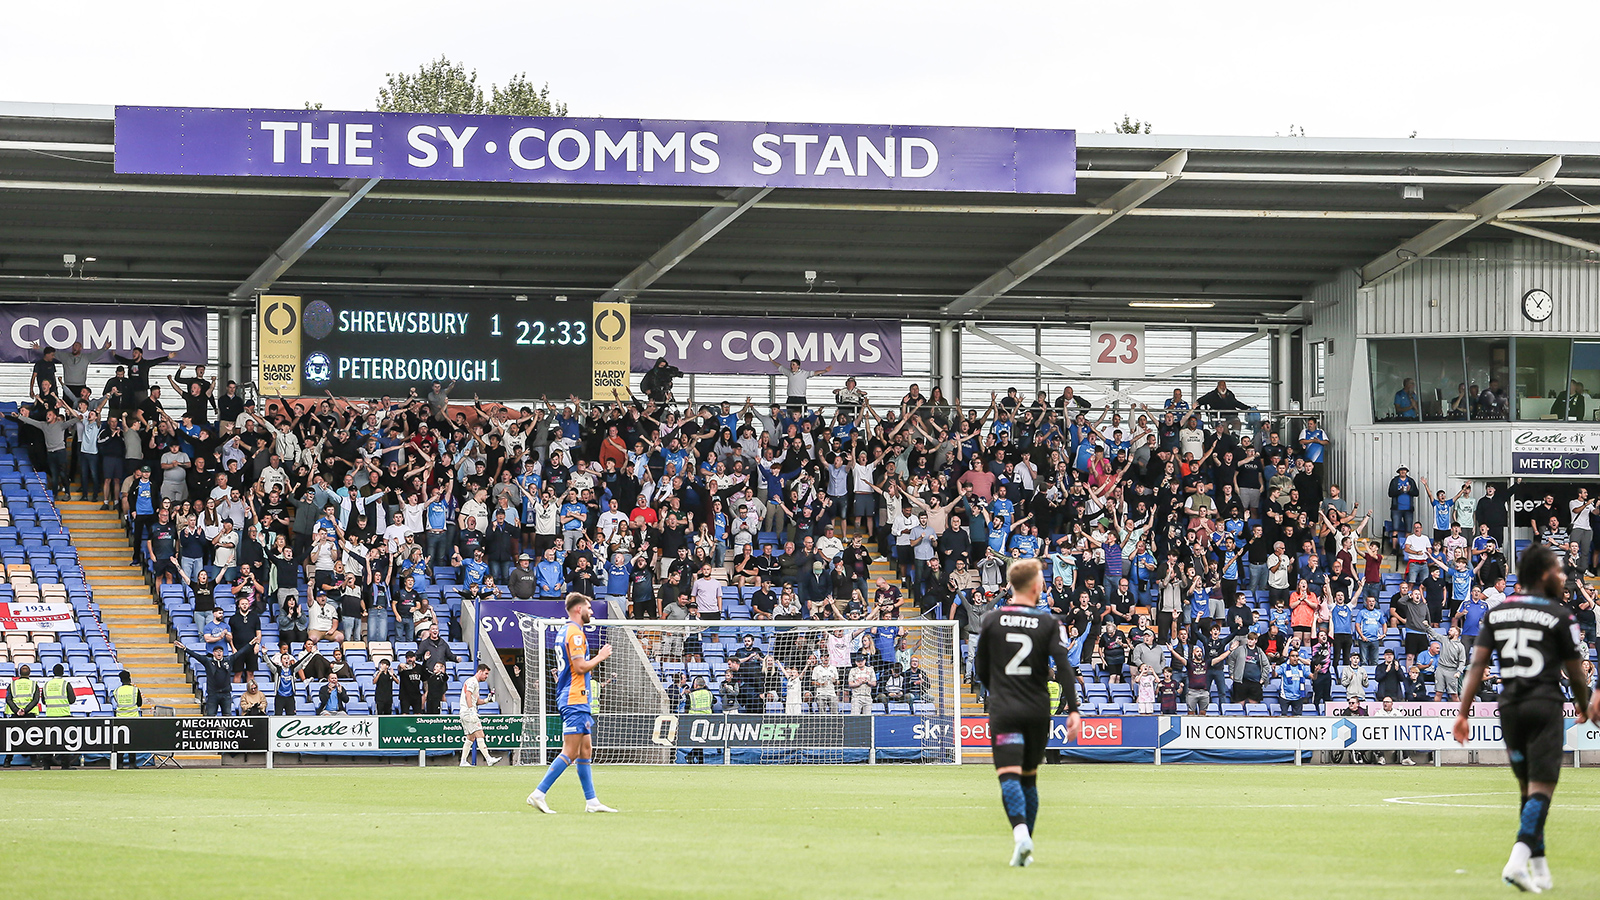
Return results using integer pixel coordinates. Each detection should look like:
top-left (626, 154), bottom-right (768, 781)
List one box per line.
top-left (1523, 288), bottom-right (1553, 322)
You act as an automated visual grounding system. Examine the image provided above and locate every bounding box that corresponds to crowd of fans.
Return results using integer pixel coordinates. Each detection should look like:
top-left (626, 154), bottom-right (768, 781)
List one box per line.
top-left (9, 342), bottom-right (1598, 719)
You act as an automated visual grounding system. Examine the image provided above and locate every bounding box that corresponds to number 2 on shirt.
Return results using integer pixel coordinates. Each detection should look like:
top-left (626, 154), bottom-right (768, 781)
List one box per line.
top-left (1004, 633), bottom-right (1033, 676)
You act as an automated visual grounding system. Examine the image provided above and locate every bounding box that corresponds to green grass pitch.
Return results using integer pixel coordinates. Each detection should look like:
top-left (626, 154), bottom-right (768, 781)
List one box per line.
top-left (1, 764), bottom-right (1596, 899)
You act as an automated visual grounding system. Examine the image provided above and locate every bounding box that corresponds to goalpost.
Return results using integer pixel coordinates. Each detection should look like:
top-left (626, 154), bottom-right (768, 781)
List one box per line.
top-left (515, 615), bottom-right (961, 766)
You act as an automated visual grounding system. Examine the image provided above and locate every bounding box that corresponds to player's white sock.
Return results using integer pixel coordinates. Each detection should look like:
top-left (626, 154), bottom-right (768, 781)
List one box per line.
top-left (1009, 831), bottom-right (1033, 867)
top-left (1013, 824), bottom-right (1031, 842)
top-left (460, 740), bottom-right (474, 766)
top-left (1530, 856), bottom-right (1551, 891)
top-left (1503, 842), bottom-right (1538, 893)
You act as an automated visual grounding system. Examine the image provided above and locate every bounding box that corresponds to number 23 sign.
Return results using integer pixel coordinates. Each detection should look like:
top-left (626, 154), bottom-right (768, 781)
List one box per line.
top-left (1089, 323), bottom-right (1145, 378)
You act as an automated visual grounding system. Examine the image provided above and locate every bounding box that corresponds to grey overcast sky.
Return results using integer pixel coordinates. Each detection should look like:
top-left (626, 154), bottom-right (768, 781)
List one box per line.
top-left (4, 0), bottom-right (1592, 141)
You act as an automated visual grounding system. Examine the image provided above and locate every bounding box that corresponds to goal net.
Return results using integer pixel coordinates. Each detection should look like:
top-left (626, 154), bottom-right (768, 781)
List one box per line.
top-left (516, 615), bottom-right (960, 765)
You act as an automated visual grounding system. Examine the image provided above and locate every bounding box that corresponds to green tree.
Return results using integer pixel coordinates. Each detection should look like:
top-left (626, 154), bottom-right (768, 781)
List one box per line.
top-left (489, 72), bottom-right (568, 117)
top-left (1114, 114), bottom-right (1152, 134)
top-left (376, 56), bottom-right (567, 116)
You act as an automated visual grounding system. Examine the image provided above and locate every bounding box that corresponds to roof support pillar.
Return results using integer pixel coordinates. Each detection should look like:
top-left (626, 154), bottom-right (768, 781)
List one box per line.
top-left (1490, 219), bottom-right (1600, 255)
top-left (599, 186), bottom-right (770, 302)
top-left (230, 177), bottom-right (379, 300)
top-left (941, 150), bottom-right (1188, 316)
top-left (1360, 157), bottom-right (1561, 285)
top-left (937, 322), bottom-right (959, 399)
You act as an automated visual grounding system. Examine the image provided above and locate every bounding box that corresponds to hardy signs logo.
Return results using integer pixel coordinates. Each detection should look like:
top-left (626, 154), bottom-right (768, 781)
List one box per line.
top-left (590, 301), bottom-right (631, 402)
top-left (271, 716), bottom-right (377, 751)
top-left (257, 294), bottom-right (303, 396)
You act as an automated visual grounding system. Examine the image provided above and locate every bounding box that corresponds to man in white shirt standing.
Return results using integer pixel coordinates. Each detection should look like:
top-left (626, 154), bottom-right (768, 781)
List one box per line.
top-left (773, 357), bottom-right (834, 414)
top-left (1453, 480), bottom-right (1478, 541)
top-left (848, 656), bottom-right (878, 715)
top-left (692, 564), bottom-right (724, 620)
top-left (596, 498), bottom-right (629, 545)
top-left (811, 651), bottom-right (840, 714)
top-left (258, 454), bottom-right (290, 494)
top-left (459, 663), bottom-right (500, 766)
top-left (1370, 696), bottom-right (1412, 765)
top-left (815, 524), bottom-right (844, 564)
top-left (1569, 488), bottom-right (1595, 576)
top-left (384, 511), bottom-right (414, 556)
top-left (1266, 541), bottom-right (1292, 604)
top-left (1402, 522), bottom-right (1433, 583)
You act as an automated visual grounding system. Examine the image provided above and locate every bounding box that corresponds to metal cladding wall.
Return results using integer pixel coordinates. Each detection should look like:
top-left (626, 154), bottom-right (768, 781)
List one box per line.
top-left (1302, 269), bottom-right (1360, 494)
top-left (1308, 240), bottom-right (1600, 528)
top-left (1358, 240), bottom-right (1600, 337)
top-left (1341, 425), bottom-right (1513, 526)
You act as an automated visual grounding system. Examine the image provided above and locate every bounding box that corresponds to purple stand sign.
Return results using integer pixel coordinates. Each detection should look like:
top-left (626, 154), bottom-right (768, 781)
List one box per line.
top-left (0, 305), bottom-right (208, 365)
top-left (114, 107), bottom-right (1076, 195)
top-left (634, 316), bottom-right (901, 376)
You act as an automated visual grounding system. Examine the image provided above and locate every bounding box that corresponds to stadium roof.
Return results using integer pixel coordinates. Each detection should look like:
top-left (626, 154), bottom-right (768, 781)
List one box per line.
top-left (4, 100), bottom-right (1600, 323)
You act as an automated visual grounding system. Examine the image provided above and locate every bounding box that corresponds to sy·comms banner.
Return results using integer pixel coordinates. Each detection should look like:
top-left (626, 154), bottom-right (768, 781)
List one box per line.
top-left (635, 316), bottom-right (901, 376)
top-left (0, 305), bottom-right (208, 365)
top-left (115, 107), bottom-right (1077, 195)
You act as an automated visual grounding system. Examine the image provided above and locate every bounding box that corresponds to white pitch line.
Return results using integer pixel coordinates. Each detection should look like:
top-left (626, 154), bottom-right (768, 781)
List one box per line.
top-left (0, 802), bottom-right (1395, 824)
top-left (1384, 793), bottom-right (1600, 810)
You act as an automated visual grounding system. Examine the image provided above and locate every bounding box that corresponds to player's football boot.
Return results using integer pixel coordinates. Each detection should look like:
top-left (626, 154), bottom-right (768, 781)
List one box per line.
top-left (1503, 859), bottom-right (1541, 893)
top-left (1009, 837), bottom-right (1034, 868)
top-left (585, 798), bottom-right (618, 813)
top-left (527, 791), bottom-right (556, 814)
top-left (1529, 857), bottom-right (1552, 892)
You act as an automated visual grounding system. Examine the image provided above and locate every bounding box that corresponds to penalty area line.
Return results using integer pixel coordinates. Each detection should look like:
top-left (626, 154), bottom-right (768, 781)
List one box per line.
top-left (1384, 793), bottom-right (1600, 810)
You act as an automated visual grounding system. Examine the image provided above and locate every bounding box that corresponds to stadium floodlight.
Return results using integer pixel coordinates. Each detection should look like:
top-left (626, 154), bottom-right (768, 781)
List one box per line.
top-left (516, 615), bottom-right (961, 766)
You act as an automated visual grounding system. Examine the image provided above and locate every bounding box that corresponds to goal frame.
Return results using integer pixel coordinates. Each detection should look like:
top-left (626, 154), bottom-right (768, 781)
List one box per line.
top-left (518, 615), bottom-right (962, 766)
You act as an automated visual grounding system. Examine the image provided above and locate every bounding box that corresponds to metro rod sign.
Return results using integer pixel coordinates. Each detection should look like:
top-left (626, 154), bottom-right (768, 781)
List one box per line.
top-left (113, 107), bottom-right (1077, 194)
top-left (1510, 429), bottom-right (1600, 476)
